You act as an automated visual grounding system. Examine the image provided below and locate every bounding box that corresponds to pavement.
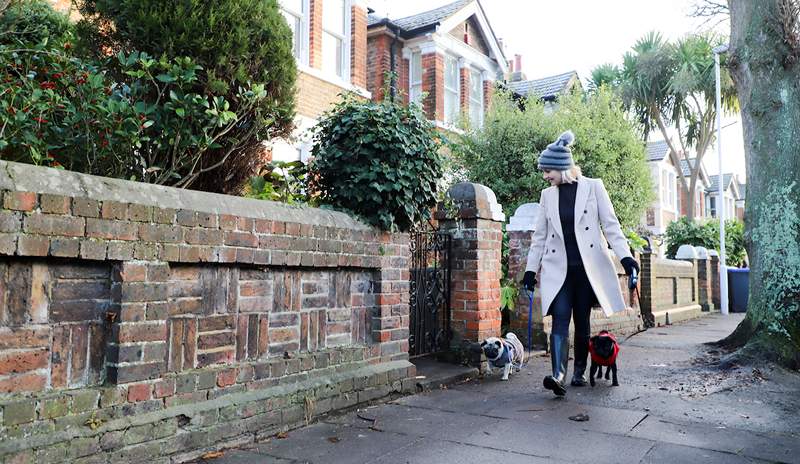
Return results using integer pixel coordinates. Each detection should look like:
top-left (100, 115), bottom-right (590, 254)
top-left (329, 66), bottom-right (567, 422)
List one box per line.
top-left (200, 313), bottom-right (800, 464)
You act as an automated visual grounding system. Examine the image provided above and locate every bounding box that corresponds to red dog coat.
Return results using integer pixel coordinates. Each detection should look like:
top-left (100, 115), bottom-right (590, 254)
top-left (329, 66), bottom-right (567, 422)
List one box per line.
top-left (589, 330), bottom-right (620, 366)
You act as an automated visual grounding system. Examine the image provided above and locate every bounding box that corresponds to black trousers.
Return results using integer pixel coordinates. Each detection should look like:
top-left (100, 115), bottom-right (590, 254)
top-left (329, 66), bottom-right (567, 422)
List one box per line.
top-left (548, 265), bottom-right (597, 338)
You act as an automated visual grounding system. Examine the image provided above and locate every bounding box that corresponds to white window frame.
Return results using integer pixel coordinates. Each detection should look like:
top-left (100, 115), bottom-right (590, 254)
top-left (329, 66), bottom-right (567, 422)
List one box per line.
top-left (280, 0), bottom-right (310, 66)
top-left (322, 0), bottom-right (351, 82)
top-left (468, 68), bottom-right (483, 128)
top-left (443, 54), bottom-right (460, 125)
top-left (409, 51), bottom-right (423, 105)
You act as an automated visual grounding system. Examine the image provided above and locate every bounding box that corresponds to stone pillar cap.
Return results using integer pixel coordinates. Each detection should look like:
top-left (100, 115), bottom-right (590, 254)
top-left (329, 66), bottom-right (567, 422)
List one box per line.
top-left (676, 244), bottom-right (698, 259)
top-left (694, 246), bottom-right (709, 259)
top-left (507, 202), bottom-right (541, 231)
top-left (439, 182), bottom-right (505, 222)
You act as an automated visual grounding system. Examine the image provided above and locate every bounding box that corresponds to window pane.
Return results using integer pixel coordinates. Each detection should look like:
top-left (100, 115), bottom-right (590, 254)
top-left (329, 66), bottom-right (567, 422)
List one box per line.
top-left (470, 70), bottom-right (481, 100)
top-left (324, 0), bottom-right (345, 35)
top-left (411, 52), bottom-right (421, 82)
top-left (281, 10), bottom-right (302, 58)
top-left (282, 0), bottom-right (303, 13)
top-left (445, 56), bottom-right (458, 89)
top-left (410, 84), bottom-right (422, 104)
top-left (322, 32), bottom-right (343, 77)
top-left (445, 89), bottom-right (458, 124)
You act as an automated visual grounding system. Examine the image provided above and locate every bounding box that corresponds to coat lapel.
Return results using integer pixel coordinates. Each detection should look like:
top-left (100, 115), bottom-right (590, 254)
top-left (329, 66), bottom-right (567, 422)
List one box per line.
top-left (547, 188), bottom-right (564, 238)
top-left (574, 177), bottom-right (590, 226)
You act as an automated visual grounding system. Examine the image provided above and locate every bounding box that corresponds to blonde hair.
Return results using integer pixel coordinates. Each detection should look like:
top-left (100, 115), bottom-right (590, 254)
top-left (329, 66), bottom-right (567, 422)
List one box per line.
top-left (560, 165), bottom-right (582, 184)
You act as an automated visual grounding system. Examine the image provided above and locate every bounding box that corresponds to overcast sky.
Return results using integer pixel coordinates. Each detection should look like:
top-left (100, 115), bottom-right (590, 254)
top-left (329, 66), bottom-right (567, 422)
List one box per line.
top-left (370, 0), bottom-right (746, 182)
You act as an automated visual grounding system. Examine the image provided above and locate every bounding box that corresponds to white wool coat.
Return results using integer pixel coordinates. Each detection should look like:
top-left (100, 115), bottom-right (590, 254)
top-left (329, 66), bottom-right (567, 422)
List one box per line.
top-left (525, 176), bottom-right (632, 317)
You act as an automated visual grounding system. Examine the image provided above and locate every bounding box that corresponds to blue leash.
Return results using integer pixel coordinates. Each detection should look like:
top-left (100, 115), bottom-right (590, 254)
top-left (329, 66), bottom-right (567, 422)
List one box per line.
top-left (527, 289), bottom-right (534, 353)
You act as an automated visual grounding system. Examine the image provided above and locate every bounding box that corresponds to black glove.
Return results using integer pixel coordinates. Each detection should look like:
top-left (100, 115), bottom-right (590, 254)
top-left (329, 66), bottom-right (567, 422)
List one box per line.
top-left (621, 257), bottom-right (639, 276)
top-left (521, 271), bottom-right (537, 291)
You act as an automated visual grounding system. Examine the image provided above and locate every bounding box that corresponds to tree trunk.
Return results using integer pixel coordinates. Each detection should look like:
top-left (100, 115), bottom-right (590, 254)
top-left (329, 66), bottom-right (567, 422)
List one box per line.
top-left (721, 0), bottom-right (800, 369)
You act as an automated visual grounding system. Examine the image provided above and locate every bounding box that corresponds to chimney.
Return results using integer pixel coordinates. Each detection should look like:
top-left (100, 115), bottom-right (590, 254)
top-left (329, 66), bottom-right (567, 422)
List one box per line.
top-left (514, 54), bottom-right (522, 73)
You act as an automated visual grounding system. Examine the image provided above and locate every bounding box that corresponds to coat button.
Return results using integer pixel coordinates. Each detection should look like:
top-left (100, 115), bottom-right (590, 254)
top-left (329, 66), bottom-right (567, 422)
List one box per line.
top-left (551, 234), bottom-right (554, 238)
top-left (552, 249), bottom-right (556, 253)
top-left (585, 226), bottom-right (589, 230)
top-left (584, 210), bottom-right (587, 214)
top-left (590, 244), bottom-right (594, 248)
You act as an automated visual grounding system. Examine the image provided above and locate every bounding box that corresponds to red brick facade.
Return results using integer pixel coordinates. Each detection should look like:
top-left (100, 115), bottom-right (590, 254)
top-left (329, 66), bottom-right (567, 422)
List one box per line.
top-left (365, 33), bottom-right (409, 103)
top-left (350, 3), bottom-right (368, 89)
top-left (308, 0), bottom-right (324, 70)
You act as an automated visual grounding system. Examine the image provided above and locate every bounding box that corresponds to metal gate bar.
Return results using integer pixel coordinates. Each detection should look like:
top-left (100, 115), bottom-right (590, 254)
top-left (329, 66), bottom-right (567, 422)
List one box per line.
top-left (408, 225), bottom-right (451, 358)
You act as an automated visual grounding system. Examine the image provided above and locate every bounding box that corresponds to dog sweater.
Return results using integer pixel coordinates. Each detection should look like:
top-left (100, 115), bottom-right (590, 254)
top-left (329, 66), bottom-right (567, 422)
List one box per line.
top-left (490, 345), bottom-right (514, 368)
top-left (589, 331), bottom-right (619, 366)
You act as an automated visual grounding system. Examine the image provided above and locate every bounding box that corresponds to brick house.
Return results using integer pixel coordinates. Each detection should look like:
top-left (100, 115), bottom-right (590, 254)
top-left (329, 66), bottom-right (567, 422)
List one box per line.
top-left (271, 0), bottom-right (372, 162)
top-left (365, 0), bottom-right (508, 131)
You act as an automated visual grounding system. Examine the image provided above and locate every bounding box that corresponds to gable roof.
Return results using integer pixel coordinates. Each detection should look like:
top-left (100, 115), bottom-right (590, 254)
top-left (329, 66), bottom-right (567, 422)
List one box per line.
top-left (679, 158), bottom-right (710, 185)
top-left (646, 140), bottom-right (671, 162)
top-left (506, 71), bottom-right (580, 101)
top-left (368, 0), bottom-right (472, 35)
top-left (707, 174), bottom-right (735, 194)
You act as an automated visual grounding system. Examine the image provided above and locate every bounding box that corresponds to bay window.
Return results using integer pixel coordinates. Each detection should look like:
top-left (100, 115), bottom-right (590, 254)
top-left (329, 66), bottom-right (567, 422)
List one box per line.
top-left (443, 55), bottom-right (459, 124)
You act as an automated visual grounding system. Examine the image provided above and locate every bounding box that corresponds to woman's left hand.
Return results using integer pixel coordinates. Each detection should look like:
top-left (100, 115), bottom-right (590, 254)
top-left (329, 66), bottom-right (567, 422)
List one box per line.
top-left (620, 257), bottom-right (639, 276)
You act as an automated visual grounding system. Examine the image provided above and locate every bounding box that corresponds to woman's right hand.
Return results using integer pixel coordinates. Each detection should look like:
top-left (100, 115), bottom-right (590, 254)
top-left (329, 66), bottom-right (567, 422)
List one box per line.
top-left (521, 271), bottom-right (537, 292)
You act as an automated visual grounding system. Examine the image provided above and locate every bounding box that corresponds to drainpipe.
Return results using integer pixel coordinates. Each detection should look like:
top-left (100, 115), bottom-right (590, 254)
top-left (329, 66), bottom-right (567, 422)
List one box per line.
top-left (389, 23), bottom-right (400, 101)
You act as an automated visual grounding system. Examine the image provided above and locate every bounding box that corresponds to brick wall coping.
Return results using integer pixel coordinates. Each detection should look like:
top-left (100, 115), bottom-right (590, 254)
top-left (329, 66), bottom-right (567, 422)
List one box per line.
top-left (654, 258), bottom-right (694, 268)
top-left (507, 202), bottom-right (540, 231)
top-left (437, 182), bottom-right (505, 222)
top-left (0, 161), bottom-right (369, 231)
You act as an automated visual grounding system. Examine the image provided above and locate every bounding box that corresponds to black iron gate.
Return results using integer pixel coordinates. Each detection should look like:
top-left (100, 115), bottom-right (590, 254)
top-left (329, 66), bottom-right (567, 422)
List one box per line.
top-left (408, 223), bottom-right (452, 358)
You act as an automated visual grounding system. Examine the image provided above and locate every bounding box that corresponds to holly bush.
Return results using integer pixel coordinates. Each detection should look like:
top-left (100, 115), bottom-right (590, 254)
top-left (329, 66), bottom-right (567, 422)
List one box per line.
top-left (309, 95), bottom-right (444, 231)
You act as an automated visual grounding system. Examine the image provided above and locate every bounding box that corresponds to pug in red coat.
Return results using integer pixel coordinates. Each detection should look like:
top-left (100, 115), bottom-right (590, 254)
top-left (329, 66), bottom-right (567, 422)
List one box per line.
top-left (589, 330), bottom-right (619, 387)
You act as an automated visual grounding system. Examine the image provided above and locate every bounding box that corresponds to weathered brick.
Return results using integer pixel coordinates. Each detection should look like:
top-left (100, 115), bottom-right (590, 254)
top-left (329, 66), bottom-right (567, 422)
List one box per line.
top-left (127, 382), bottom-right (152, 402)
top-left (3, 191), bottom-right (36, 211)
top-left (179, 245), bottom-right (201, 262)
top-left (175, 373), bottom-right (196, 393)
top-left (153, 378), bottom-right (175, 398)
top-left (216, 368), bottom-right (237, 387)
top-left (196, 371), bottom-right (216, 390)
top-left (69, 390), bottom-right (100, 413)
top-left (107, 241), bottom-right (135, 260)
top-left (139, 223), bottom-right (182, 243)
top-left (71, 197), bottom-right (100, 217)
top-left (100, 386), bottom-right (127, 408)
top-left (17, 235), bottom-right (49, 256)
top-left (127, 204), bottom-right (153, 222)
top-left (79, 239), bottom-right (107, 260)
top-left (142, 342), bottom-right (167, 362)
top-left (0, 210), bottom-right (22, 232)
top-left (3, 400), bottom-right (36, 425)
top-left (40, 396), bottom-right (69, 419)
top-left (0, 348), bottom-right (49, 375)
top-left (219, 214), bottom-right (237, 230)
top-left (24, 213), bottom-right (85, 236)
top-left (86, 219), bottom-right (137, 241)
top-left (116, 262), bottom-right (147, 282)
top-left (197, 331), bottom-right (235, 350)
top-left (107, 362), bottom-right (164, 383)
top-left (176, 210), bottom-right (200, 227)
top-left (133, 242), bottom-right (158, 260)
top-left (0, 232), bottom-right (17, 254)
top-left (152, 207), bottom-right (176, 224)
top-left (0, 371), bottom-right (46, 393)
top-left (98, 202), bottom-right (132, 225)
top-left (184, 228), bottom-right (223, 246)
top-left (224, 231), bottom-right (258, 247)
top-left (117, 321), bottom-right (167, 342)
top-left (197, 349), bottom-right (233, 367)
top-left (49, 237), bottom-right (80, 257)
top-left (121, 282), bottom-right (169, 302)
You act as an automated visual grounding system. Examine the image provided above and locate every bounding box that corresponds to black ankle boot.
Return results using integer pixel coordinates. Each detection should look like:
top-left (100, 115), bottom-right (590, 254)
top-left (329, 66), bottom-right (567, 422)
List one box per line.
top-left (571, 335), bottom-right (590, 387)
top-left (543, 333), bottom-right (569, 396)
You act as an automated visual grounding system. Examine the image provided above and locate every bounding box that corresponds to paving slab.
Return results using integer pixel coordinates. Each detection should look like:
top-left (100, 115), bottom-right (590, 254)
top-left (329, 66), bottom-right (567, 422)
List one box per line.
top-left (370, 437), bottom-right (558, 464)
top-left (640, 442), bottom-right (772, 464)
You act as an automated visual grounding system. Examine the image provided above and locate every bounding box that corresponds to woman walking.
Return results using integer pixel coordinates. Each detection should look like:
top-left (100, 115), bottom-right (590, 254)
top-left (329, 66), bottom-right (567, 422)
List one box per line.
top-left (522, 130), bottom-right (638, 396)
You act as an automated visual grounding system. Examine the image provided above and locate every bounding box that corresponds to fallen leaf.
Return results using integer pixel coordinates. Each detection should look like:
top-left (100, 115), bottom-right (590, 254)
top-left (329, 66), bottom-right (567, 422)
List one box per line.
top-left (327, 437), bottom-right (341, 443)
top-left (200, 451), bottom-right (224, 459)
top-left (276, 431), bottom-right (289, 439)
top-left (568, 413), bottom-right (590, 422)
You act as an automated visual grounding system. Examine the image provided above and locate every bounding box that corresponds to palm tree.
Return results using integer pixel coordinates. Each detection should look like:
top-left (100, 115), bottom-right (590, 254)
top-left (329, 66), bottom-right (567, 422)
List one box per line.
top-left (593, 31), bottom-right (737, 218)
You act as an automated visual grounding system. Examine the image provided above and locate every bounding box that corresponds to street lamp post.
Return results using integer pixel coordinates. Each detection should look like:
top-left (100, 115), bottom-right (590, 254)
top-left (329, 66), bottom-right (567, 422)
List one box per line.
top-left (713, 44), bottom-right (729, 315)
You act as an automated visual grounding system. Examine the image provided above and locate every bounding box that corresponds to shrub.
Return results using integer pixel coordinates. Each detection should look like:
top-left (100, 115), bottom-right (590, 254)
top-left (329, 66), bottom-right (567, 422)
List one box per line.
top-left (453, 87), bottom-right (654, 228)
top-left (244, 160), bottom-right (311, 205)
top-left (0, 0), bottom-right (72, 46)
top-left (77, 0), bottom-right (297, 193)
top-left (309, 95), bottom-right (444, 231)
top-left (664, 216), bottom-right (747, 267)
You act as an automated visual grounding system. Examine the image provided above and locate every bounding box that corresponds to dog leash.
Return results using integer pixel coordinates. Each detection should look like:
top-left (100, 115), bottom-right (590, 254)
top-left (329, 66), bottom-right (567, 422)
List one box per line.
top-left (526, 289), bottom-right (534, 354)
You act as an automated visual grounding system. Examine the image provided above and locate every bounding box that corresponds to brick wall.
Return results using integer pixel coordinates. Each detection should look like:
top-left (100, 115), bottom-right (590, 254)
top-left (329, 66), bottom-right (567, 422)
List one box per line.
top-left (296, 71), bottom-right (352, 119)
top-left (366, 33), bottom-right (409, 103)
top-left (309, 0), bottom-right (324, 70)
top-left (0, 161), bottom-right (413, 463)
top-left (350, 3), bottom-right (368, 89)
top-left (460, 68), bottom-right (470, 116)
top-left (421, 53), bottom-right (444, 121)
top-left (447, 17), bottom-right (490, 56)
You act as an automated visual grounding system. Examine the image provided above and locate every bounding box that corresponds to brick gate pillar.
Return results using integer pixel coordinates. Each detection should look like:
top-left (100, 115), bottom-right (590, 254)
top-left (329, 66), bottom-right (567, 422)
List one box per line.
top-left (694, 246), bottom-right (714, 311)
top-left (709, 250), bottom-right (721, 309)
top-left (436, 183), bottom-right (504, 345)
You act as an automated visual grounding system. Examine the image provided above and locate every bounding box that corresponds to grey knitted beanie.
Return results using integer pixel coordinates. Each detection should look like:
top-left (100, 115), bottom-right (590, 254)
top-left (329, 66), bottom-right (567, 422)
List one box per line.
top-left (538, 130), bottom-right (575, 171)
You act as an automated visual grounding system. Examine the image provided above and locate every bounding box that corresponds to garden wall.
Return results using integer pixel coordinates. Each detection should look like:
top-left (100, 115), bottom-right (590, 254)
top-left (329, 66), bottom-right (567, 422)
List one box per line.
top-left (0, 161), bottom-right (414, 463)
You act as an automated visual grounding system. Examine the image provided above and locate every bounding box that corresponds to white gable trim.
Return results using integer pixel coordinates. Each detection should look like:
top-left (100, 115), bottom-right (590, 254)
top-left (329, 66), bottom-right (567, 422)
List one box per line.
top-left (436, 1), bottom-right (508, 74)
